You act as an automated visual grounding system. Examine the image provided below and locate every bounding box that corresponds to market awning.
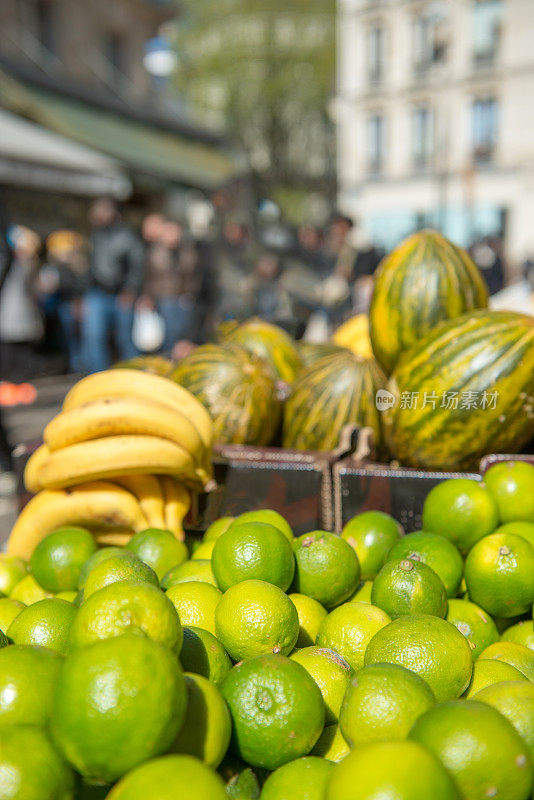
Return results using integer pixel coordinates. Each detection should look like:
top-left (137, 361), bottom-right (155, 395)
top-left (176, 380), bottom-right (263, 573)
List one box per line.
top-left (0, 108), bottom-right (131, 198)
top-left (0, 69), bottom-right (239, 191)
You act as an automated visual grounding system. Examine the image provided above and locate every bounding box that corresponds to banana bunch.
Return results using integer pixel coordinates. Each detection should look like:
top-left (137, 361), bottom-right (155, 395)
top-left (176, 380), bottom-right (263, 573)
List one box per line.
top-left (24, 369), bottom-right (214, 493)
top-left (8, 475), bottom-right (191, 559)
top-left (8, 369), bottom-right (213, 558)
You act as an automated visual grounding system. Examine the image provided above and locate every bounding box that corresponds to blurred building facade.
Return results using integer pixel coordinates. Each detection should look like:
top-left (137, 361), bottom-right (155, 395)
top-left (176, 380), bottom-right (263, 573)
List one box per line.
top-left (0, 0), bottom-right (239, 232)
top-left (0, 0), bottom-right (174, 100)
top-left (337, 0), bottom-right (534, 269)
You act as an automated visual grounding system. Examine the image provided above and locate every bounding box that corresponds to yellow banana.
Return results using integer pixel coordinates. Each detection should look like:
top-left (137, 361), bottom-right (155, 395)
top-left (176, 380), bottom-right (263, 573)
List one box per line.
top-left (44, 396), bottom-right (212, 485)
top-left (63, 369), bottom-right (213, 451)
top-left (24, 444), bottom-right (49, 493)
top-left (160, 476), bottom-right (191, 541)
top-left (112, 474), bottom-right (166, 529)
top-left (26, 435), bottom-right (204, 492)
top-left (7, 481), bottom-right (146, 559)
top-left (94, 530), bottom-right (135, 547)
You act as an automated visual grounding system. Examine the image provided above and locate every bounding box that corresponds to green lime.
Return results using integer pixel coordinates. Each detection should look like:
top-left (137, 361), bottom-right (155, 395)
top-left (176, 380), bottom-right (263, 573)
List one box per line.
top-left (371, 558), bottom-right (448, 619)
top-left (409, 700), bottom-right (532, 800)
top-left (83, 554), bottom-right (159, 599)
top-left (365, 614), bottom-right (473, 702)
top-left (203, 517), bottom-right (235, 542)
top-left (218, 755), bottom-right (262, 799)
top-left (0, 725), bottom-right (74, 800)
top-left (77, 547), bottom-right (128, 589)
top-left (0, 597), bottom-right (25, 632)
top-left (166, 581), bottom-right (221, 635)
top-left (310, 725), bottom-right (350, 763)
top-left (30, 526), bottom-right (96, 593)
top-left (316, 601), bottom-right (391, 671)
top-left (172, 673), bottom-right (231, 768)
top-left (494, 521), bottom-right (534, 548)
top-left (288, 593), bottom-right (327, 648)
top-left (192, 541), bottom-right (215, 560)
top-left (260, 757), bottom-right (333, 800)
top-left (465, 532), bottom-right (534, 618)
top-left (221, 654), bottom-right (325, 770)
top-left (215, 580), bottom-right (299, 661)
top-left (478, 641), bottom-right (534, 682)
top-left (230, 510), bottom-right (293, 543)
top-left (10, 574), bottom-right (52, 604)
top-left (179, 626), bottom-right (232, 686)
top-left (290, 646), bottom-right (352, 725)
top-left (484, 461), bottom-right (534, 523)
top-left (463, 658), bottom-right (527, 698)
top-left (325, 740), bottom-right (460, 800)
top-left (501, 621), bottom-right (534, 651)
top-left (0, 555), bottom-right (27, 595)
top-left (475, 681), bottom-right (534, 766)
top-left (7, 598), bottom-right (76, 655)
top-left (292, 532), bottom-right (360, 608)
top-left (212, 522), bottom-right (295, 592)
top-left (126, 528), bottom-right (188, 580)
top-left (388, 531), bottom-right (464, 598)
top-left (446, 598), bottom-right (499, 658)
top-left (106, 754), bottom-right (227, 800)
top-left (341, 511), bottom-right (403, 580)
top-left (347, 581), bottom-right (373, 603)
top-left (161, 559), bottom-right (217, 589)
top-left (340, 663), bottom-right (435, 747)
top-left (0, 645), bottom-right (62, 726)
top-left (52, 635), bottom-right (186, 784)
top-left (70, 580), bottom-right (182, 652)
top-left (422, 479), bottom-right (499, 554)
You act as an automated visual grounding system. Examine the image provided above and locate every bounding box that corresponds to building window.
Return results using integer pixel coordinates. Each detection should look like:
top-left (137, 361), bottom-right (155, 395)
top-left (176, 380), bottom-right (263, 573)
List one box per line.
top-left (35, 0), bottom-right (57, 56)
top-left (367, 26), bottom-right (385, 86)
top-left (473, 0), bottom-right (502, 65)
top-left (102, 32), bottom-right (127, 87)
top-left (472, 98), bottom-right (498, 163)
top-left (412, 106), bottom-right (433, 171)
top-left (413, 13), bottom-right (447, 74)
top-left (367, 114), bottom-right (385, 175)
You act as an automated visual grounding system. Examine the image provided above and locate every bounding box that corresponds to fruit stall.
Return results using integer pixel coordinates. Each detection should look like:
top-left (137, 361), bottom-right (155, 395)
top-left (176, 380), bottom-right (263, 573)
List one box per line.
top-left (0, 229), bottom-right (534, 800)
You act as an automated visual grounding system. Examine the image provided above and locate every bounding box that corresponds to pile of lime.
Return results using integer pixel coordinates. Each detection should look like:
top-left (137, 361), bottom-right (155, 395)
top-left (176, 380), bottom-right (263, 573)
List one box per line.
top-left (1, 462), bottom-right (534, 799)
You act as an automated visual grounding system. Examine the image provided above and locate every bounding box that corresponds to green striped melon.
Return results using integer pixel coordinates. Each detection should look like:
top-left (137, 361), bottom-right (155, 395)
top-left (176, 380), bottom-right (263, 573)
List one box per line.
top-left (113, 355), bottom-right (173, 376)
top-left (383, 310), bottom-right (534, 471)
top-left (219, 318), bottom-right (302, 383)
top-left (297, 341), bottom-right (348, 368)
top-left (370, 229), bottom-right (489, 374)
top-left (283, 351), bottom-right (387, 452)
top-left (168, 344), bottom-right (281, 446)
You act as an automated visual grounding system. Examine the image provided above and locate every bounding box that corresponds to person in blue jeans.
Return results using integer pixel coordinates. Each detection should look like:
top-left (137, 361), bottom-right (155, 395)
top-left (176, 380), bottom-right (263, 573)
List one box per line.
top-left (82, 199), bottom-right (145, 373)
top-left (140, 217), bottom-right (201, 355)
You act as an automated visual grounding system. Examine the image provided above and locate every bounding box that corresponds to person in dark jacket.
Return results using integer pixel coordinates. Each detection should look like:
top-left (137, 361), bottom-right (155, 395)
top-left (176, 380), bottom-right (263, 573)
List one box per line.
top-left (40, 231), bottom-right (88, 372)
top-left (81, 198), bottom-right (144, 373)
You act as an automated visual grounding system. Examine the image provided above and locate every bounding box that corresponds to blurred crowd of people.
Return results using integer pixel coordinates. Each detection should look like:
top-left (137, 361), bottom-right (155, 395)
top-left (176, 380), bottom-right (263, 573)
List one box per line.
top-left (0, 197), bottom-right (385, 383)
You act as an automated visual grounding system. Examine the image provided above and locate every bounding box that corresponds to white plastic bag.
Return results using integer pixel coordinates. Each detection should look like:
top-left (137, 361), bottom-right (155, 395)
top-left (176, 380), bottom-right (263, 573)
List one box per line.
top-left (132, 308), bottom-right (165, 353)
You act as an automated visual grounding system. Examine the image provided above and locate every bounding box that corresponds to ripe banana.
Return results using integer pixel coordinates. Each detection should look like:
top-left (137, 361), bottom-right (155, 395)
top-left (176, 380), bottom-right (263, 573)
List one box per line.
top-left (7, 481), bottom-right (147, 559)
top-left (63, 369), bottom-right (213, 451)
top-left (44, 396), bottom-right (212, 486)
top-left (25, 435), bottom-right (204, 492)
top-left (94, 530), bottom-right (135, 547)
top-left (113, 474), bottom-right (166, 529)
top-left (24, 444), bottom-right (49, 493)
top-left (160, 476), bottom-right (191, 541)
